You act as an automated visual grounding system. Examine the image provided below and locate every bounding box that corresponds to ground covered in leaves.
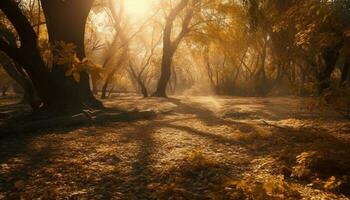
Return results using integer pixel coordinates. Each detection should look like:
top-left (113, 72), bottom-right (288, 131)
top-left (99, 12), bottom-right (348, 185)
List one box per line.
top-left (0, 95), bottom-right (350, 199)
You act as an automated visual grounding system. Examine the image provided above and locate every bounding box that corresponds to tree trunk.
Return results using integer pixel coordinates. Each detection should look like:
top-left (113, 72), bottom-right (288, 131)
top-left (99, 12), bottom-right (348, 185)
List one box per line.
top-left (153, 0), bottom-right (192, 97)
top-left (129, 62), bottom-right (149, 98)
top-left (319, 48), bottom-right (339, 94)
top-left (0, 0), bottom-right (103, 112)
top-left (99, 0), bottom-right (129, 100)
top-left (153, 49), bottom-right (174, 97)
top-left (101, 69), bottom-right (117, 99)
top-left (41, 0), bottom-right (103, 110)
top-left (340, 59), bottom-right (349, 87)
top-left (139, 80), bottom-right (148, 98)
top-left (100, 43), bottom-right (128, 99)
top-left (0, 0), bottom-right (64, 110)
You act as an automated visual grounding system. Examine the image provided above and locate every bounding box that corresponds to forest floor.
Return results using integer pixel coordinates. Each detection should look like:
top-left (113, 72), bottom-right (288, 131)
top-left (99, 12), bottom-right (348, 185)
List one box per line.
top-left (0, 95), bottom-right (350, 199)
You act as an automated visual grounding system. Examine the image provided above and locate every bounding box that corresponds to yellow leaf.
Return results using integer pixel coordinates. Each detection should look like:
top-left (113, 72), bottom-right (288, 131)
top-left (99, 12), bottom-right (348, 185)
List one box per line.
top-left (81, 57), bottom-right (88, 63)
top-left (65, 68), bottom-right (73, 77)
top-left (324, 176), bottom-right (337, 190)
top-left (73, 72), bottom-right (80, 82)
top-left (74, 54), bottom-right (81, 64)
top-left (14, 180), bottom-right (25, 189)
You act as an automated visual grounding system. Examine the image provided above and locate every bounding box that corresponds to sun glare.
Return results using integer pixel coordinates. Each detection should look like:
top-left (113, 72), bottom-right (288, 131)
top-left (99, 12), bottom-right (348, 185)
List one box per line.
top-left (123, 0), bottom-right (154, 21)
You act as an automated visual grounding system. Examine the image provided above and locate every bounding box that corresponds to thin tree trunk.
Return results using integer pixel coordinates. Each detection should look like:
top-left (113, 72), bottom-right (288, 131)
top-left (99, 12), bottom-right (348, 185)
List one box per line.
top-left (101, 68), bottom-right (117, 99)
top-left (153, 0), bottom-right (193, 97)
top-left (153, 49), bottom-right (174, 97)
top-left (129, 64), bottom-right (149, 97)
top-left (319, 48), bottom-right (339, 94)
top-left (340, 59), bottom-right (349, 87)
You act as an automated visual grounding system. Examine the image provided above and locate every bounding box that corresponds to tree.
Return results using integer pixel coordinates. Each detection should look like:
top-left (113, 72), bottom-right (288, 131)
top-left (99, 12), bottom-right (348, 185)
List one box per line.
top-left (41, 0), bottom-right (103, 109)
top-left (0, 23), bottom-right (38, 108)
top-left (0, 0), bottom-right (102, 113)
top-left (128, 28), bottom-right (161, 97)
top-left (0, 52), bottom-right (38, 107)
top-left (273, 0), bottom-right (350, 93)
top-left (153, 0), bottom-right (197, 97)
top-left (100, 0), bottom-right (129, 99)
top-left (99, 0), bottom-right (153, 99)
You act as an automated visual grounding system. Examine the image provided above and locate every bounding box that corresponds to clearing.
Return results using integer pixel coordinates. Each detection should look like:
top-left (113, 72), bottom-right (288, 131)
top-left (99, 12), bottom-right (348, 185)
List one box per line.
top-left (0, 96), bottom-right (350, 199)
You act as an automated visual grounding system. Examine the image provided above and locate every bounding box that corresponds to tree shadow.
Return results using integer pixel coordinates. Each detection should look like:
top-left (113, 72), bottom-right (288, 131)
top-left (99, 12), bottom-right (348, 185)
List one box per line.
top-left (0, 136), bottom-right (56, 199)
top-left (125, 122), bottom-right (158, 198)
top-left (167, 97), bottom-right (250, 127)
top-left (146, 151), bottom-right (236, 199)
top-left (1, 96), bottom-right (350, 198)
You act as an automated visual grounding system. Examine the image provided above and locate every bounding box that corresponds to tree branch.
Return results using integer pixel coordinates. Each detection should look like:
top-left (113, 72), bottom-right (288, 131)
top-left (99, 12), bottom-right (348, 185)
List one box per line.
top-left (171, 0), bottom-right (199, 50)
top-left (0, 38), bottom-right (20, 63)
top-left (163, 0), bottom-right (189, 48)
top-left (0, 0), bottom-right (38, 49)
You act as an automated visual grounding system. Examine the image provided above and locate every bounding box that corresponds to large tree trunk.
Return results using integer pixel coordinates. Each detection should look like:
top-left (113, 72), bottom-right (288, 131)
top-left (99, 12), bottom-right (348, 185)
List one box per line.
top-left (41, 0), bottom-right (103, 110)
top-left (0, 0), bottom-right (103, 113)
top-left (0, 0), bottom-right (64, 110)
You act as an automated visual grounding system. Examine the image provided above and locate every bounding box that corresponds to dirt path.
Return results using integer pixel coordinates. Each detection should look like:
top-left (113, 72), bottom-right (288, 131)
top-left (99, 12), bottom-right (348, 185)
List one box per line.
top-left (0, 96), bottom-right (349, 199)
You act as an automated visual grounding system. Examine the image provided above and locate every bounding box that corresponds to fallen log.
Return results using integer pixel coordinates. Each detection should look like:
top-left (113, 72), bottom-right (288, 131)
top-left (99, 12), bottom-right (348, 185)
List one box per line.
top-left (0, 109), bottom-right (157, 135)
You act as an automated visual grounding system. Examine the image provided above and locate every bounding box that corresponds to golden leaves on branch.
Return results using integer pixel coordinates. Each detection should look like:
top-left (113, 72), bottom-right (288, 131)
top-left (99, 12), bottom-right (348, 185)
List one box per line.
top-left (53, 41), bottom-right (102, 82)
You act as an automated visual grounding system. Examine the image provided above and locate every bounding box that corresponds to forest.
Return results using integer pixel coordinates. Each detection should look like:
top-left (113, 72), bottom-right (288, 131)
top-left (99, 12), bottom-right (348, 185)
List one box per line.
top-left (0, 0), bottom-right (350, 199)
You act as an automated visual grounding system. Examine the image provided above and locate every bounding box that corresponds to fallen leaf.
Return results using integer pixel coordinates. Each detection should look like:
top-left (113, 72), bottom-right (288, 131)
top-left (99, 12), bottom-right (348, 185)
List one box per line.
top-left (14, 180), bottom-right (25, 190)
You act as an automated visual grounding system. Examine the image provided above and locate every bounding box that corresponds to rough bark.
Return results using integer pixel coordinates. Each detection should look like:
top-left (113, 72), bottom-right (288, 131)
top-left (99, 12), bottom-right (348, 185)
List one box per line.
top-left (0, 0), bottom-right (103, 112)
top-left (0, 0), bottom-right (62, 110)
top-left (41, 0), bottom-right (103, 110)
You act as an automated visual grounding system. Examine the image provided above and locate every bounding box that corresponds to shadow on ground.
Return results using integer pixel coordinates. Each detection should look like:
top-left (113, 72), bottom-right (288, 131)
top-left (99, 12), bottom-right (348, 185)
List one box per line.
top-left (0, 96), bottom-right (349, 199)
